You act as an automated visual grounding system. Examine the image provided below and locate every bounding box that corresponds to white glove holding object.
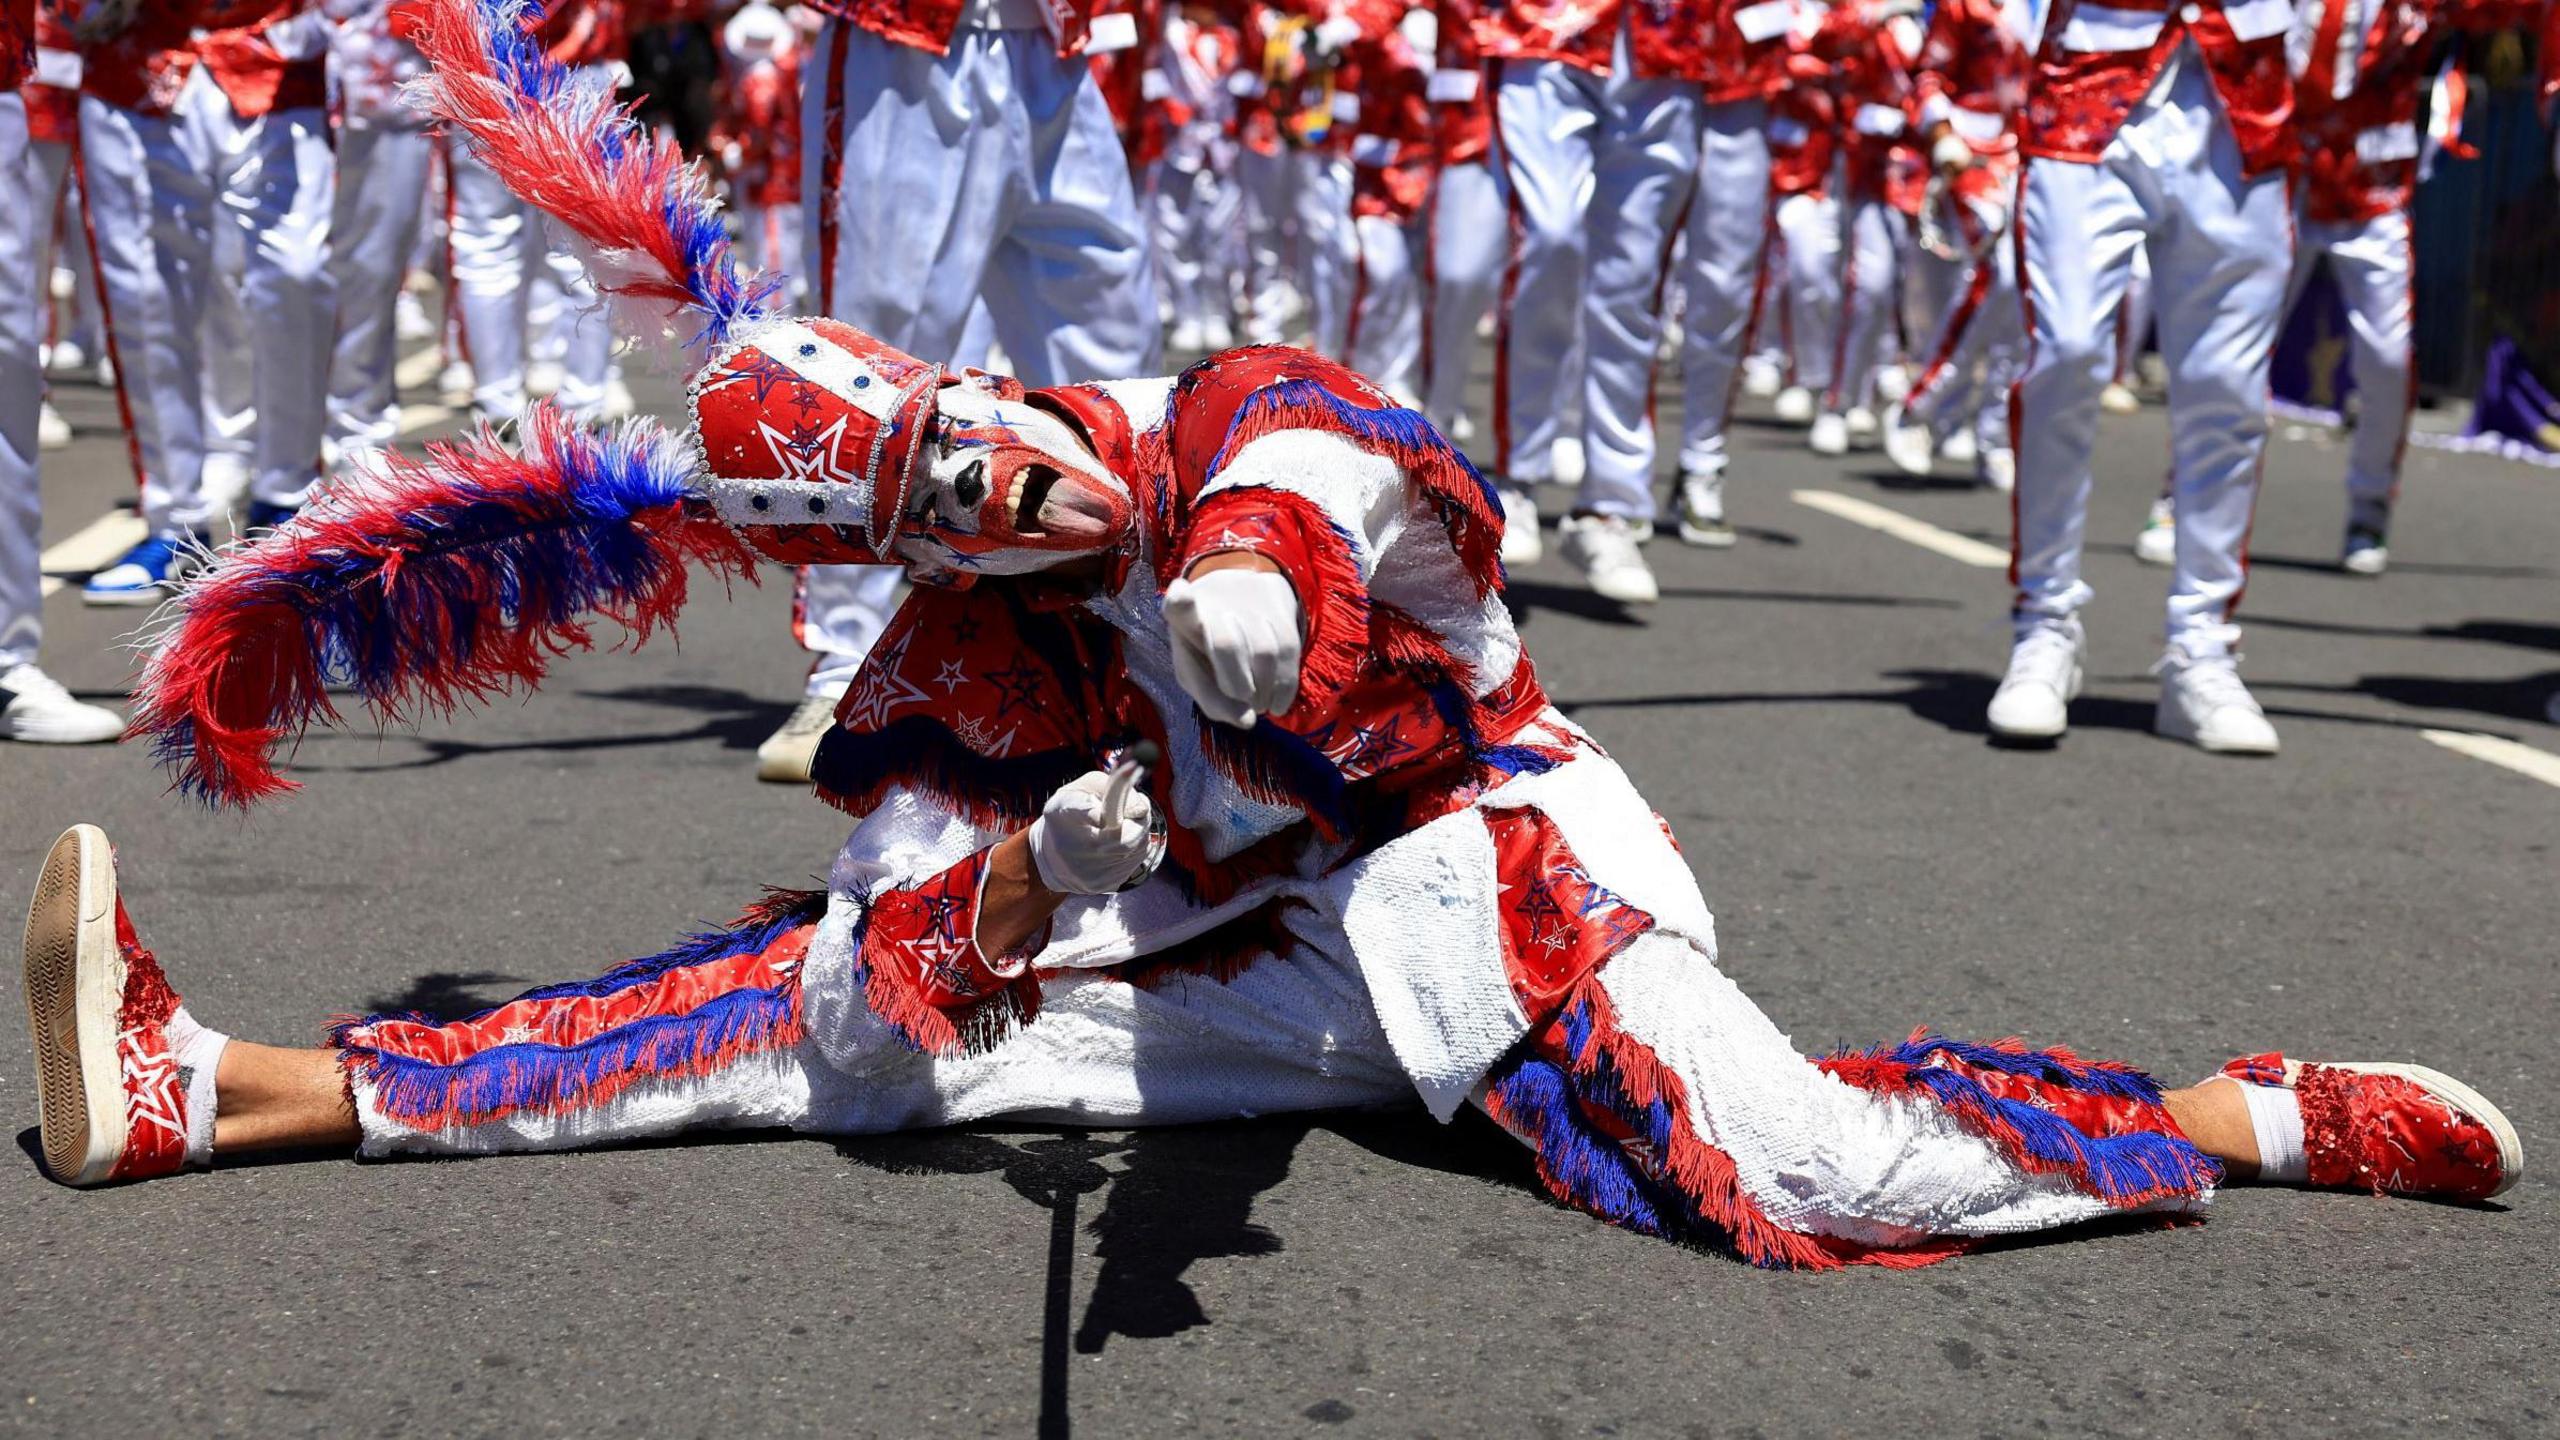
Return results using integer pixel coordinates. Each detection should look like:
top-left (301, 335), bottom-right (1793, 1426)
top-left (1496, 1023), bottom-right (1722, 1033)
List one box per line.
top-left (1028, 770), bottom-right (1160, 895)
top-left (1931, 131), bottom-right (1975, 175)
top-left (1163, 567), bottom-right (1303, 728)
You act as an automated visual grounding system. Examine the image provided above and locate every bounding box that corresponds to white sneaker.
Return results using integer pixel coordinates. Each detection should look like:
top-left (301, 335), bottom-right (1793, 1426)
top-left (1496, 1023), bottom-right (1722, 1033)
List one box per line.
top-left (45, 339), bottom-right (87, 376)
top-left (1550, 436), bottom-right (1586, 488)
top-left (38, 402), bottom-right (70, 450)
top-left (1773, 385), bottom-right (1816, 425)
top-left (1843, 406), bottom-right (1879, 447)
top-left (395, 290), bottom-right (437, 342)
top-left (438, 360), bottom-right (474, 403)
top-left (1676, 472), bottom-right (1737, 548)
top-left (0, 665), bottom-right (126, 744)
top-left (1499, 485), bottom-right (1544, 566)
top-left (1742, 355), bottom-right (1784, 398)
top-left (757, 685), bottom-right (848, 783)
top-left (93, 355), bottom-right (114, 389)
top-left (1808, 412), bottom-right (1849, 456)
top-left (1880, 403), bottom-right (1936, 476)
top-left (1448, 411), bottom-right (1477, 444)
top-left (1202, 315), bottom-right (1235, 349)
top-left (1872, 366), bottom-right (1911, 404)
top-left (1987, 620), bottom-right (2084, 742)
top-left (524, 359), bottom-right (566, 399)
top-left (2340, 526), bottom-right (2389, 577)
top-left (2100, 382), bottom-right (2141, 415)
top-left (1168, 318), bottom-right (1209, 353)
top-left (2133, 497), bottom-right (2176, 567)
top-left (1979, 447), bottom-right (2016, 494)
top-left (1558, 514), bottom-right (1660, 605)
top-left (1938, 429), bottom-right (1978, 468)
top-left (2153, 652), bottom-right (2279, 755)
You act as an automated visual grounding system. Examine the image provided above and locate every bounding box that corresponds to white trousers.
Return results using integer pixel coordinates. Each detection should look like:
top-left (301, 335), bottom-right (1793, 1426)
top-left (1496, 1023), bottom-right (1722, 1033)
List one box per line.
top-left (734, 199), bottom-right (807, 311)
top-left (1, 95), bottom-right (42, 670)
top-left (1826, 194), bottom-right (1904, 414)
top-left (2013, 58), bottom-right (2289, 656)
top-left (1773, 192), bottom-right (1841, 393)
top-left (1493, 57), bottom-right (1603, 481)
top-left (447, 140), bottom-right (613, 423)
top-left (1581, 90), bottom-right (1770, 517)
top-left (1152, 155), bottom-right (1239, 333)
top-left (1904, 189), bottom-right (2022, 455)
top-left (1237, 144), bottom-right (1300, 345)
top-left (31, 139), bottom-right (103, 361)
top-left (80, 78), bottom-right (334, 530)
top-left (1424, 159), bottom-right (1505, 434)
top-left (795, 21), bottom-right (1155, 687)
top-left (326, 122), bottom-right (437, 466)
top-left (1294, 151), bottom-right (1356, 359)
top-left (1351, 211), bottom-right (1425, 403)
top-left (2286, 206), bottom-right (2412, 531)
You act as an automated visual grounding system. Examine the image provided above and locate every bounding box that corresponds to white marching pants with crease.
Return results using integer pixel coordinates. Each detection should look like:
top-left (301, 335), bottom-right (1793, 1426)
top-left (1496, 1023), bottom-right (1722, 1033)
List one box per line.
top-left (1582, 88), bottom-right (1770, 518)
top-left (1774, 192), bottom-right (1841, 394)
top-left (2012, 57), bottom-right (2289, 657)
top-left (1493, 57), bottom-right (1605, 481)
top-left (734, 199), bottom-right (807, 310)
top-left (1826, 195), bottom-right (1903, 414)
top-left (795, 20), bottom-right (1156, 686)
top-left (1294, 151), bottom-right (1357, 360)
top-left (327, 123), bottom-right (437, 467)
top-left (1351, 211), bottom-right (1425, 403)
top-left (2, 95), bottom-right (43, 671)
top-left (1237, 144), bottom-right (1300, 346)
top-left (1905, 194), bottom-right (2021, 455)
top-left (31, 139), bottom-right (104, 360)
top-left (80, 79), bottom-right (334, 529)
top-left (1425, 159), bottom-right (1504, 433)
top-left (448, 140), bottom-right (614, 423)
top-left (2286, 207), bottom-right (2412, 532)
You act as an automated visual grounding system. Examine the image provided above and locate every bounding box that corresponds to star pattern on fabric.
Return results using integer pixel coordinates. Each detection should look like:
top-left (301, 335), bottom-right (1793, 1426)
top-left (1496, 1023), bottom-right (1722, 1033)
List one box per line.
top-left (707, 347), bottom-right (800, 406)
top-left (839, 632), bottom-right (933, 730)
top-left (117, 1032), bottom-right (185, 1147)
top-left (757, 415), bottom-right (858, 487)
top-left (933, 659), bottom-right (970, 694)
top-left (950, 713), bottom-right (1021, 755)
top-left (982, 664), bottom-right (1051, 720)
top-left (1332, 715), bottom-right (1415, 774)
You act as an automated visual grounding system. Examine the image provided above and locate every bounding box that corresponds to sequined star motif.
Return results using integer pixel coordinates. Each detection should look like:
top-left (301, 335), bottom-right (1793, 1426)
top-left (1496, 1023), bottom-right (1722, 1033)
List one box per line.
top-left (983, 663), bottom-right (1051, 720)
top-left (839, 633), bottom-right (933, 729)
top-left (933, 659), bottom-right (970, 694)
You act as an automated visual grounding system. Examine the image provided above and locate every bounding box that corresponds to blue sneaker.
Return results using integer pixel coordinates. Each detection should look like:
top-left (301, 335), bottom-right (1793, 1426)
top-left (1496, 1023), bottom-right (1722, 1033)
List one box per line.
top-left (82, 534), bottom-right (204, 607)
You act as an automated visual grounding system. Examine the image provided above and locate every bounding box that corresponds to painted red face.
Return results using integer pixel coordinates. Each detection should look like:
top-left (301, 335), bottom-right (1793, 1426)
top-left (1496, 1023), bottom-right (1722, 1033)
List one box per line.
top-left (893, 379), bottom-right (1135, 581)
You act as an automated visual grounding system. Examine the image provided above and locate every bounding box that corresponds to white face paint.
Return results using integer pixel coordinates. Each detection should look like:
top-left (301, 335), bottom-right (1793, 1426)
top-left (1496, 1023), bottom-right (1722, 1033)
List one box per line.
top-left (891, 381), bottom-right (1137, 584)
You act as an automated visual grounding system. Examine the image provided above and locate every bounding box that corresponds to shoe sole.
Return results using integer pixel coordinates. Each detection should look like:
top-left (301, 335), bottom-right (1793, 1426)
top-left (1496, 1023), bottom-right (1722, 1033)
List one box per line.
top-left (1989, 661), bottom-right (2082, 744)
top-left (2155, 714), bottom-right (2279, 756)
top-left (1676, 523), bottom-right (1738, 549)
top-left (81, 587), bottom-right (175, 608)
top-left (22, 824), bottom-right (127, 1186)
top-left (2324, 1061), bottom-right (2525, 1198)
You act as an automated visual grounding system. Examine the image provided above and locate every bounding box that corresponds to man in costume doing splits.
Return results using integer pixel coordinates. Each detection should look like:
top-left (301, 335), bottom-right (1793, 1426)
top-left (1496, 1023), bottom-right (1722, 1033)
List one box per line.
top-left (20, 0), bottom-right (2521, 1268)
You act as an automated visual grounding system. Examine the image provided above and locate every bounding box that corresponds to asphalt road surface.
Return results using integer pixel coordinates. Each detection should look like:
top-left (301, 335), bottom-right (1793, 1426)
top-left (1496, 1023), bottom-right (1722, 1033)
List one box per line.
top-left (6, 348), bottom-right (2558, 1439)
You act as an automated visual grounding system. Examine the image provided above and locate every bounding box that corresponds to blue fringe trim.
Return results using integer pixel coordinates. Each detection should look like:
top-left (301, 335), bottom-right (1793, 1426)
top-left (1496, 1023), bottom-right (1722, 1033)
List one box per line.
top-left (1485, 1052), bottom-right (1676, 1239)
top-left (1205, 376), bottom-right (1502, 519)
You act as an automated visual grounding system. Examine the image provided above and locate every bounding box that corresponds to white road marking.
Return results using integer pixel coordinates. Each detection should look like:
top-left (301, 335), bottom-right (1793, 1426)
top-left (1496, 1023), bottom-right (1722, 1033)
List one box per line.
top-left (2421, 730), bottom-right (2560, 791)
top-left (395, 344), bottom-right (444, 392)
top-left (1790, 489), bottom-right (2011, 569)
top-left (37, 509), bottom-right (148, 598)
top-left (396, 401), bottom-right (458, 437)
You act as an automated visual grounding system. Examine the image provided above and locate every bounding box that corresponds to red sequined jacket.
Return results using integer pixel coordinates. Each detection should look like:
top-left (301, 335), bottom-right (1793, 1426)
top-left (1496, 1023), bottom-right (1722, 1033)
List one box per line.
top-left (2293, 0), bottom-right (2509, 223)
top-left (1913, 0), bottom-right (2033, 152)
top-left (2, 0), bottom-right (30, 92)
top-left (79, 0), bottom-right (329, 116)
top-left (809, 0), bottom-right (1145, 57)
top-left (1429, 0), bottom-right (1492, 167)
top-left (1477, 0), bottom-right (1791, 97)
top-left (1811, 0), bottom-right (1925, 207)
top-left (2020, 0), bottom-right (2297, 176)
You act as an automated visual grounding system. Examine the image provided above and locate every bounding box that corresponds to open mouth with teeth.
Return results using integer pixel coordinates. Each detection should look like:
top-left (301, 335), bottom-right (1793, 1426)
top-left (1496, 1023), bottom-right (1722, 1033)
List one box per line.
top-left (986, 452), bottom-right (1125, 548)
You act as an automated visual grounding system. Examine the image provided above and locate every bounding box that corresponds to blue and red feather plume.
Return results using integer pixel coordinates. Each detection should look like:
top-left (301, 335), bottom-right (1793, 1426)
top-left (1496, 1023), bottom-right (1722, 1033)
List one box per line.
top-left (130, 407), bottom-right (757, 808)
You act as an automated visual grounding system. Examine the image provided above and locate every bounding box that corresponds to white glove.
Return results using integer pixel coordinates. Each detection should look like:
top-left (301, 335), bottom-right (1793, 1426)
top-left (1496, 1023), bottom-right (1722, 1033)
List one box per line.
top-left (1313, 16), bottom-right (1363, 55)
top-left (1028, 771), bottom-right (1160, 895)
top-left (1163, 567), bottom-right (1303, 728)
top-left (1932, 132), bottom-right (1975, 175)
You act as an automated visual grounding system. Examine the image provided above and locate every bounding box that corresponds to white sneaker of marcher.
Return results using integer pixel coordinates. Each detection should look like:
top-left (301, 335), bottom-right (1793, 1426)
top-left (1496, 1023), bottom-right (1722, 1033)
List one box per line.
top-left (1987, 621), bottom-right (2084, 742)
top-left (2153, 652), bottom-right (2278, 755)
top-left (0, 665), bottom-right (126, 744)
top-left (438, 361), bottom-right (474, 403)
top-left (1938, 429), bottom-right (1978, 468)
top-left (1168, 319), bottom-right (1208, 353)
top-left (1499, 486), bottom-right (1544, 566)
top-left (1676, 472), bottom-right (1737, 548)
top-left (2101, 382), bottom-right (2141, 415)
top-left (1808, 412), bottom-right (1850, 456)
top-left (1558, 514), bottom-right (1660, 605)
top-left (1880, 403), bottom-right (1936, 476)
top-left (1773, 386), bottom-right (1816, 424)
top-left (1550, 436), bottom-right (1587, 488)
top-left (1742, 357), bottom-right (1783, 398)
top-left (525, 359), bottom-right (566, 399)
top-left (38, 402), bottom-right (70, 450)
top-left (1872, 366), bottom-right (1911, 404)
top-left (1844, 406), bottom-right (1880, 447)
top-left (2133, 498), bottom-right (2176, 567)
top-left (757, 685), bottom-right (850, 784)
top-left (1979, 447), bottom-right (2016, 493)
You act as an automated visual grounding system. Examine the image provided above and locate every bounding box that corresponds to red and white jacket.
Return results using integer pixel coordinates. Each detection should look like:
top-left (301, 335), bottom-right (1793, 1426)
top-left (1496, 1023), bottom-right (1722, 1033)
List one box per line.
top-left (808, 0), bottom-right (1148, 59)
top-left (1767, 8), bottom-right (1839, 198)
top-left (1347, 17), bottom-right (1434, 221)
top-left (1428, 0), bottom-right (1492, 168)
top-left (22, 0), bottom-right (76, 141)
top-left (1476, 0), bottom-right (1792, 97)
top-left (713, 47), bottom-right (801, 208)
top-left (79, 0), bottom-right (330, 117)
top-left (1810, 0), bottom-right (1926, 208)
top-left (3, 0), bottom-right (32, 92)
top-left (2020, 0), bottom-right (2297, 177)
top-left (1912, 0), bottom-right (2035, 165)
top-left (2291, 0), bottom-right (2509, 223)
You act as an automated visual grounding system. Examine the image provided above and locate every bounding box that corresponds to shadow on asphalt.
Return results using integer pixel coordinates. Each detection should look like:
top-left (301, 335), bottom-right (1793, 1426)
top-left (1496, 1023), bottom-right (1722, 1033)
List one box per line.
top-left (1503, 577), bottom-right (1959, 630)
top-left (289, 683), bottom-right (791, 777)
top-left (2245, 615), bottom-right (2560, 652)
top-left (357, 969), bottom-right (529, 1020)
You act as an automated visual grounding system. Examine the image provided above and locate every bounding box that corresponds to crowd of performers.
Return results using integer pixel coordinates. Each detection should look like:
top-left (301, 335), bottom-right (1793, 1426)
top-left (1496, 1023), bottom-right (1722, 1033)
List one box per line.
top-left (7, 0), bottom-right (2560, 760)
top-left (8, 0), bottom-right (2528, 1274)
